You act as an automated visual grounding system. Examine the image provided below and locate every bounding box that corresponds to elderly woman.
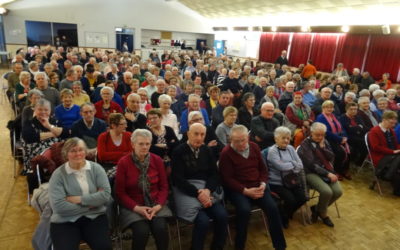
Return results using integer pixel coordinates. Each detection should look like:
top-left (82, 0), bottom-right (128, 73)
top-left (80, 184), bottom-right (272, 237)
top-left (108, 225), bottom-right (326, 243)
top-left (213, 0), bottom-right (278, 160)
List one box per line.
top-left (15, 71), bottom-right (35, 110)
top-left (357, 96), bottom-right (379, 131)
top-left (159, 94), bottom-right (180, 137)
top-left (137, 87), bottom-right (152, 115)
top-left (115, 129), bottom-right (171, 250)
top-left (286, 91), bottom-right (315, 148)
top-left (146, 109), bottom-right (178, 170)
top-left (22, 99), bottom-right (66, 172)
top-left (316, 100), bottom-right (351, 180)
top-left (266, 126), bottom-right (307, 228)
top-left (48, 138), bottom-right (112, 250)
top-left (238, 92), bottom-right (260, 130)
top-left (97, 113), bottom-right (132, 168)
top-left (55, 89), bottom-right (81, 130)
top-left (339, 102), bottom-right (368, 166)
top-left (386, 89), bottom-right (400, 111)
top-left (48, 72), bottom-right (60, 90)
top-left (216, 106), bottom-right (238, 146)
top-left (71, 81), bottom-right (90, 106)
top-left (21, 89), bottom-right (43, 125)
top-left (298, 122), bottom-right (343, 227)
top-left (375, 97), bottom-right (390, 121)
top-left (259, 85), bottom-right (279, 111)
top-left (94, 86), bottom-right (123, 122)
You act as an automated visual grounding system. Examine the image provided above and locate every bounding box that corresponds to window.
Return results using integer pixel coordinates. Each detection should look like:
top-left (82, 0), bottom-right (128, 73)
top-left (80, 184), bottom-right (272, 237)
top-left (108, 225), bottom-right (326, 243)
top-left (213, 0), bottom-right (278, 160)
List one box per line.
top-left (25, 20), bottom-right (78, 46)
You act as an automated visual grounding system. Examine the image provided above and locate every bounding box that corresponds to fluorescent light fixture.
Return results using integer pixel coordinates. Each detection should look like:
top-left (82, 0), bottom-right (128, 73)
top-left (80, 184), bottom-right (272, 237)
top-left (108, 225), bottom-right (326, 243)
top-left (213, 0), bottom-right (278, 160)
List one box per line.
top-left (0, 7), bottom-right (6, 14)
top-left (271, 26), bottom-right (277, 32)
top-left (341, 25), bottom-right (350, 32)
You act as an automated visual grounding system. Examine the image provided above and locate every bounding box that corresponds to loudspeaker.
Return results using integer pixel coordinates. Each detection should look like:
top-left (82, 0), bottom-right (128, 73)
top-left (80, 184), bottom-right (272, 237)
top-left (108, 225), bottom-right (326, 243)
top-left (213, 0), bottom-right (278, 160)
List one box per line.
top-left (382, 25), bottom-right (390, 35)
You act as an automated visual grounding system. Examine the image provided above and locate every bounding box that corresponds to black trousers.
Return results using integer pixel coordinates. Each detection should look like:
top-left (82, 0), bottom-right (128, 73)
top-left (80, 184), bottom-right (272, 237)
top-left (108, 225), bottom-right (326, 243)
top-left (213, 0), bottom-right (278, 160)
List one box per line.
top-left (50, 214), bottom-right (112, 250)
top-left (330, 141), bottom-right (350, 175)
top-left (269, 184), bottom-right (307, 222)
top-left (348, 137), bottom-right (368, 166)
top-left (130, 217), bottom-right (169, 250)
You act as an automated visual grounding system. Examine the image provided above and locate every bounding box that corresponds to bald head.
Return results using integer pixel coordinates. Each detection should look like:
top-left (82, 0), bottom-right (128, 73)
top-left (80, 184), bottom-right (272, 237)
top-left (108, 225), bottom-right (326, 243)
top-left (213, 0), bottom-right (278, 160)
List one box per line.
top-left (261, 102), bottom-right (275, 119)
top-left (188, 123), bottom-right (206, 148)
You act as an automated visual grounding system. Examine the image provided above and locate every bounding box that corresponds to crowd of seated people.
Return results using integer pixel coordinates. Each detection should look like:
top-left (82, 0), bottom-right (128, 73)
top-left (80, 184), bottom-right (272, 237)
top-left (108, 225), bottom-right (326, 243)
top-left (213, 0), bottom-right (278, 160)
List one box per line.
top-left (7, 45), bottom-right (400, 250)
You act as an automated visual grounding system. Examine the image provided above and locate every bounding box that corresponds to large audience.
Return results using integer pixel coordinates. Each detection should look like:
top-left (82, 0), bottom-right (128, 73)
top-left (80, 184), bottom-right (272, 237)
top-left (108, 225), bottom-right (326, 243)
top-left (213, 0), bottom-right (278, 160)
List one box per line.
top-left (8, 45), bottom-right (400, 250)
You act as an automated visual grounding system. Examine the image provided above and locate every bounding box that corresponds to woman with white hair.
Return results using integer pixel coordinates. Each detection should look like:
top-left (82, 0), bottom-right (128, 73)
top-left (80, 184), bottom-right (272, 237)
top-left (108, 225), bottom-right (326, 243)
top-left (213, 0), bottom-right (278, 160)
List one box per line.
top-left (298, 122), bottom-right (343, 227)
top-left (159, 94), bottom-right (180, 137)
top-left (266, 126), bottom-right (307, 228)
top-left (386, 88), bottom-right (400, 111)
top-left (137, 87), bottom-right (152, 115)
top-left (94, 86), bottom-right (123, 122)
top-left (115, 129), bottom-right (171, 250)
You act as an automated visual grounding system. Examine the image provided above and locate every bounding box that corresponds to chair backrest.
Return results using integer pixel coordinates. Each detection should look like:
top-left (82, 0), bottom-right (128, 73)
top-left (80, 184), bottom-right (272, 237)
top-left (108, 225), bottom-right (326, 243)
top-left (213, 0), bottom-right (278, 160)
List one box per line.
top-left (261, 147), bottom-right (270, 167)
top-left (364, 132), bottom-right (374, 166)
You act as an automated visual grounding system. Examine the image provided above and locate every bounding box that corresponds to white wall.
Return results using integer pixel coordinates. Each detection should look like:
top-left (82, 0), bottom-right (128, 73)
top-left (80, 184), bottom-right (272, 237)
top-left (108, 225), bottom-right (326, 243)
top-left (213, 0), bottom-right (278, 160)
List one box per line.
top-left (3, 0), bottom-right (213, 51)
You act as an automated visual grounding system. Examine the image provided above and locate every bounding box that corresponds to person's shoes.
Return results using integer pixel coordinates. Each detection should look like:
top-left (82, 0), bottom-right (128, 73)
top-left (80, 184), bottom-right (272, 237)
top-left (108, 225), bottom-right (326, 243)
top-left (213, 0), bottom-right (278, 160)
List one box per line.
top-left (310, 205), bottom-right (318, 223)
top-left (337, 174), bottom-right (344, 181)
top-left (321, 216), bottom-right (334, 227)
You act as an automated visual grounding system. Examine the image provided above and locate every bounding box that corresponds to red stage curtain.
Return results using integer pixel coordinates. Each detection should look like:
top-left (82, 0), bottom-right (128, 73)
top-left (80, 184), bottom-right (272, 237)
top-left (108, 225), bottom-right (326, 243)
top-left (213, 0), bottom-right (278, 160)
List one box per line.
top-left (364, 35), bottom-right (400, 82)
top-left (309, 33), bottom-right (340, 72)
top-left (335, 34), bottom-right (369, 73)
top-left (259, 33), bottom-right (290, 63)
top-left (288, 33), bottom-right (312, 67)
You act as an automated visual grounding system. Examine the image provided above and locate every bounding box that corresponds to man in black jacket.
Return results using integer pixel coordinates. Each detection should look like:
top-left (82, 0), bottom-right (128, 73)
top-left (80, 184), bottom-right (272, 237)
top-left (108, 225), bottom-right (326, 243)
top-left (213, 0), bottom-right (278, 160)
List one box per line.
top-left (250, 102), bottom-right (279, 149)
top-left (275, 50), bottom-right (288, 66)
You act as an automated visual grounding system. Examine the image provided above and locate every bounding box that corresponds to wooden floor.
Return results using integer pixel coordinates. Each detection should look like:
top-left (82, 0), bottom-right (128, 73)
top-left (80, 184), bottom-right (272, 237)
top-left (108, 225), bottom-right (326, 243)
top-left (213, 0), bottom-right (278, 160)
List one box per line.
top-left (0, 76), bottom-right (400, 249)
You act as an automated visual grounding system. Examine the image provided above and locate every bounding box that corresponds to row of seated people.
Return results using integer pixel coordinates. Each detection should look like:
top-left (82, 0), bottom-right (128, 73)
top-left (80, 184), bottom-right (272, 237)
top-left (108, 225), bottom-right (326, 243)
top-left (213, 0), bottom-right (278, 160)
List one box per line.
top-left (44, 121), bottom-right (341, 250)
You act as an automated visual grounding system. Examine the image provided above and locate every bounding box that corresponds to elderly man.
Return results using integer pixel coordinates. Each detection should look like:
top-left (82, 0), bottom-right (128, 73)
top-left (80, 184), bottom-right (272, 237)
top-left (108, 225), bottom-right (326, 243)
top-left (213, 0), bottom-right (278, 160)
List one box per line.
top-left (116, 71), bottom-right (133, 97)
top-left (312, 87), bottom-right (340, 116)
top-left (34, 72), bottom-right (60, 111)
top-left (172, 123), bottom-right (228, 250)
top-left (250, 102), bottom-right (279, 149)
top-left (124, 93), bottom-right (147, 132)
top-left (59, 69), bottom-right (77, 90)
top-left (211, 91), bottom-right (231, 128)
top-left (219, 125), bottom-right (286, 250)
top-left (298, 122), bottom-right (343, 227)
top-left (221, 70), bottom-right (242, 95)
top-left (150, 79), bottom-right (166, 108)
top-left (350, 68), bottom-right (362, 84)
top-left (359, 72), bottom-right (375, 90)
top-left (278, 81), bottom-right (295, 112)
top-left (275, 50), bottom-right (288, 66)
top-left (71, 102), bottom-right (107, 155)
top-left (180, 94), bottom-right (210, 133)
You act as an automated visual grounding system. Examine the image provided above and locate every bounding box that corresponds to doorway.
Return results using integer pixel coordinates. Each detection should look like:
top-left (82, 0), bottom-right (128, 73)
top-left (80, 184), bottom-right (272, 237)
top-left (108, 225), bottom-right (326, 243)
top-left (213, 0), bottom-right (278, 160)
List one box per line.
top-left (116, 28), bottom-right (134, 52)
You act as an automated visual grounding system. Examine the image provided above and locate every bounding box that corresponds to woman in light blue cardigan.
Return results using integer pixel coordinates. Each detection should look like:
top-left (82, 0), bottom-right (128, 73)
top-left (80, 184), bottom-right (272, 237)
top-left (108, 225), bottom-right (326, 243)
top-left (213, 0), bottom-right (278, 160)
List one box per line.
top-left (48, 137), bottom-right (112, 250)
top-left (265, 126), bottom-right (307, 228)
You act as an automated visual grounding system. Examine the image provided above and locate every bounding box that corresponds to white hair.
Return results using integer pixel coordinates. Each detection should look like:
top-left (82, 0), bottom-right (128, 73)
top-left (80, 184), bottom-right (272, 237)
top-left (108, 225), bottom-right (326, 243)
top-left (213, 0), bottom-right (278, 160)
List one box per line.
top-left (368, 84), bottom-right (380, 93)
top-left (274, 126), bottom-right (291, 138)
top-left (310, 122), bottom-right (327, 133)
top-left (123, 71), bottom-right (133, 77)
top-left (100, 86), bottom-right (114, 96)
top-left (372, 89), bottom-right (385, 98)
top-left (127, 93), bottom-right (140, 102)
top-left (188, 110), bottom-right (203, 122)
top-left (158, 94), bottom-right (172, 104)
top-left (34, 71), bottom-right (48, 81)
top-left (131, 129), bottom-right (152, 143)
top-left (230, 124), bottom-right (248, 136)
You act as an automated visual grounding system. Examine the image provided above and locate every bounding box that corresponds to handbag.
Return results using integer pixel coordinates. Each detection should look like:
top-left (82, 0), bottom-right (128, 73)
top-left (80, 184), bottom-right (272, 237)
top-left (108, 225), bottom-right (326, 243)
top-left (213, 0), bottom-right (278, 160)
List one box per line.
top-left (281, 171), bottom-right (301, 189)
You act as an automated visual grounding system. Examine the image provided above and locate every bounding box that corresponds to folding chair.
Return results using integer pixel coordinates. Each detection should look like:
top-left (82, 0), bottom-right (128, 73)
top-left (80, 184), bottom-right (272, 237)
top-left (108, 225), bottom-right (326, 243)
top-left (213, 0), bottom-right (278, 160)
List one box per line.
top-left (357, 133), bottom-right (383, 195)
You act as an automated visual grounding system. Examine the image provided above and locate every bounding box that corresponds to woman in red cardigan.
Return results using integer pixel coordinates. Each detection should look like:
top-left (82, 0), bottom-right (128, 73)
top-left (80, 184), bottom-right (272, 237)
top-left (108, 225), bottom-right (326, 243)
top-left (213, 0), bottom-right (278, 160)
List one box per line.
top-left (94, 86), bottom-right (123, 122)
top-left (115, 129), bottom-right (170, 250)
top-left (369, 111), bottom-right (400, 195)
top-left (97, 113), bottom-right (131, 169)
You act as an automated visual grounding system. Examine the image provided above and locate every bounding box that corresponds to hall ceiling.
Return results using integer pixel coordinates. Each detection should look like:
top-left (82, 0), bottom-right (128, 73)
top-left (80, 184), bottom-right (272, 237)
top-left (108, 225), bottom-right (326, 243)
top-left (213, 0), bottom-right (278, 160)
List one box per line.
top-left (177, 0), bottom-right (400, 19)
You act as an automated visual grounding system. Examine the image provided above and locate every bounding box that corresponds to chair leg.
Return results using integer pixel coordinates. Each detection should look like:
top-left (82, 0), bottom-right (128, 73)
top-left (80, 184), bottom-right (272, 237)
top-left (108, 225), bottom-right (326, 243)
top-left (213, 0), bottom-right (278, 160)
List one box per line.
top-left (334, 202), bottom-right (340, 218)
top-left (301, 204), bottom-right (309, 226)
top-left (260, 211), bottom-right (269, 237)
top-left (167, 223), bottom-right (173, 250)
top-left (375, 177), bottom-right (383, 196)
top-left (226, 223), bottom-right (233, 246)
top-left (175, 219), bottom-right (182, 250)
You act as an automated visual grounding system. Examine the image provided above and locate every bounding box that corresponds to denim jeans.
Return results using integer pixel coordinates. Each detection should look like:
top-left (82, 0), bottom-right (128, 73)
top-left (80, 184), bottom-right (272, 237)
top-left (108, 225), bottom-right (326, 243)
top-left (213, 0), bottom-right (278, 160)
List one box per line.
top-left (225, 186), bottom-right (287, 250)
top-left (192, 201), bottom-right (228, 250)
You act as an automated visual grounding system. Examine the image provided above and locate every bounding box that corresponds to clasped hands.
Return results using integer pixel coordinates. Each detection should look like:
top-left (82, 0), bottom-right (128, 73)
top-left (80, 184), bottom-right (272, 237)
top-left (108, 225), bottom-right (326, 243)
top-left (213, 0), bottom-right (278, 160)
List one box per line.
top-left (243, 184), bottom-right (265, 199)
top-left (134, 204), bottom-right (162, 220)
top-left (197, 188), bottom-right (212, 208)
